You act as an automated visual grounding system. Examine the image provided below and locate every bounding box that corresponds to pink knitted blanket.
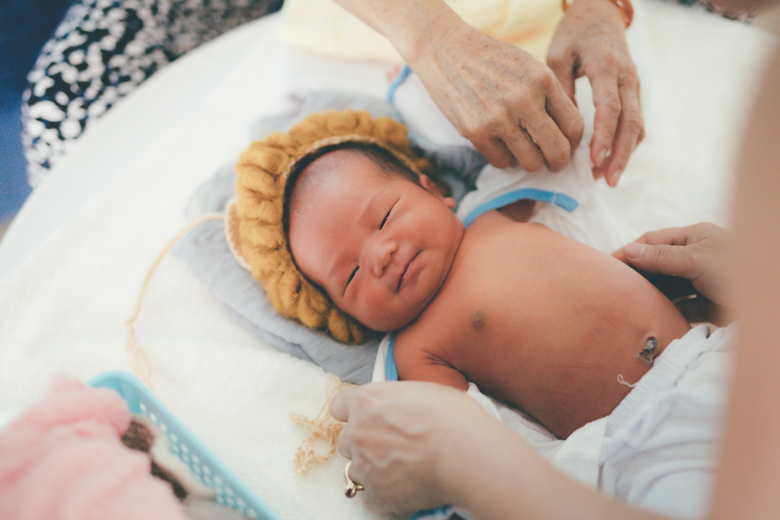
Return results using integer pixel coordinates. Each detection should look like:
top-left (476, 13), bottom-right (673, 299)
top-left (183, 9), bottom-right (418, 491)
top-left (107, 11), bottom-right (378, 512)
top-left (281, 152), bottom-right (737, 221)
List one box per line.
top-left (0, 376), bottom-right (187, 520)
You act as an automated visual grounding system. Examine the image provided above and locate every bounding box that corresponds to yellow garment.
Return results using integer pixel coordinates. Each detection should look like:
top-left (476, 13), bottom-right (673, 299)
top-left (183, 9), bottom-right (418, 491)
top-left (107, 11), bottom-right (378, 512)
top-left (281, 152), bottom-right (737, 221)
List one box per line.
top-left (278, 0), bottom-right (564, 64)
top-left (232, 110), bottom-right (432, 344)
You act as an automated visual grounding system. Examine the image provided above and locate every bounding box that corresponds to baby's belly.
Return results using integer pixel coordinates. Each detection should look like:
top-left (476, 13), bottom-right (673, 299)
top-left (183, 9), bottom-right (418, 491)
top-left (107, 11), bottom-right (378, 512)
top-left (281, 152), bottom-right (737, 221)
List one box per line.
top-left (441, 217), bottom-right (691, 438)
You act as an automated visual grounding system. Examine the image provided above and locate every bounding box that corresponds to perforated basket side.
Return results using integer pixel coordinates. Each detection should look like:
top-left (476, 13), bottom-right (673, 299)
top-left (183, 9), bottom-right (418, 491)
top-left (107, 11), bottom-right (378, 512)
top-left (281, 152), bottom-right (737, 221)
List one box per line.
top-left (89, 371), bottom-right (285, 520)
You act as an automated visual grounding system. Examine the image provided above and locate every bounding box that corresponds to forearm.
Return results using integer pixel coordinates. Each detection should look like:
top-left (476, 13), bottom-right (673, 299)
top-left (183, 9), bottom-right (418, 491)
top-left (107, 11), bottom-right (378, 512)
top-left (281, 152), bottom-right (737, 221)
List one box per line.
top-left (438, 405), bottom-right (668, 520)
top-left (709, 43), bottom-right (780, 520)
top-left (568, 0), bottom-right (632, 28)
top-left (328, 0), bottom-right (463, 64)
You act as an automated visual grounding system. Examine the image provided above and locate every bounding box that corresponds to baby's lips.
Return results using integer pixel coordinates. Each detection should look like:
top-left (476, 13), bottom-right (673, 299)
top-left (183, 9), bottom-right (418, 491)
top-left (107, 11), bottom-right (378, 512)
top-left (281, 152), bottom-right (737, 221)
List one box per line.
top-left (397, 251), bottom-right (422, 292)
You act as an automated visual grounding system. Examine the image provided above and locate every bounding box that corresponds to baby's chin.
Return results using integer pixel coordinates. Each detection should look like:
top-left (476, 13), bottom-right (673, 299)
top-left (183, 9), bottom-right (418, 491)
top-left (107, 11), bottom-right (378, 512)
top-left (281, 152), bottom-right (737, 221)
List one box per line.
top-left (351, 265), bottom-right (449, 332)
top-left (356, 299), bottom-right (430, 333)
top-left (362, 316), bottom-right (415, 334)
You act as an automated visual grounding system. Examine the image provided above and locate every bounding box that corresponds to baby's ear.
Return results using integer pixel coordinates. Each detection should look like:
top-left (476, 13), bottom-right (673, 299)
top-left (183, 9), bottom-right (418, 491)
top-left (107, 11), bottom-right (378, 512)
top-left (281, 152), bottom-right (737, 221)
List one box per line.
top-left (419, 174), bottom-right (456, 209)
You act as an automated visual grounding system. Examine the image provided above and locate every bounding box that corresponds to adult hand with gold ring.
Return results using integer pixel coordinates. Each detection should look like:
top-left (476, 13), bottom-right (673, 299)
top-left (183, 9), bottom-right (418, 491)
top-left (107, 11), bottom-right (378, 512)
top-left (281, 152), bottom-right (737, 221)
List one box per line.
top-left (344, 461), bottom-right (364, 498)
top-left (330, 381), bottom-right (491, 513)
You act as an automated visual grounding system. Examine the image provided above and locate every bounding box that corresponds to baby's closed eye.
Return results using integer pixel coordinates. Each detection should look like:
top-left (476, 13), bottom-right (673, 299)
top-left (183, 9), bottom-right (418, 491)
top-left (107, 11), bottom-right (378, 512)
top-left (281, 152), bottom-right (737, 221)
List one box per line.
top-left (345, 266), bottom-right (359, 294)
top-left (347, 267), bottom-right (359, 285)
top-left (381, 202), bottom-right (397, 229)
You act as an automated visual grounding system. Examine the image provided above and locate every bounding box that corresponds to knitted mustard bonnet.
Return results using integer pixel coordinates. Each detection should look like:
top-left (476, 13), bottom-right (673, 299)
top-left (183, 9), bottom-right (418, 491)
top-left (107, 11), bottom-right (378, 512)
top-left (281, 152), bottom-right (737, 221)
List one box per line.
top-left (227, 110), bottom-right (434, 344)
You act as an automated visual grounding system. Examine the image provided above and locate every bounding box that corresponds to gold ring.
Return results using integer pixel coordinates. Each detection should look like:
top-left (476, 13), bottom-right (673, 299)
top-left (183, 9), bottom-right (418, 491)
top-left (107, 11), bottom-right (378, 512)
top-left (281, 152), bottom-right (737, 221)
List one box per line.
top-left (344, 461), bottom-right (364, 498)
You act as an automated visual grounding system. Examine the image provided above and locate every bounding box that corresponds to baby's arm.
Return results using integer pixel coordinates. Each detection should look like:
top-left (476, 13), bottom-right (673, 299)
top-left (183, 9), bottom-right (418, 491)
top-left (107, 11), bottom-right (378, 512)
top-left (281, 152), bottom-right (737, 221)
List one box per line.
top-left (394, 342), bottom-right (469, 392)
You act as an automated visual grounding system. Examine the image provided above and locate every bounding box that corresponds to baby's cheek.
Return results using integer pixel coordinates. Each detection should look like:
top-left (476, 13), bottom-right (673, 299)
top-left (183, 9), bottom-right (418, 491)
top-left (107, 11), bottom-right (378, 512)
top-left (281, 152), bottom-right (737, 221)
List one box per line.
top-left (361, 293), bottom-right (390, 325)
top-left (356, 292), bottom-right (401, 331)
top-left (337, 286), bottom-right (376, 327)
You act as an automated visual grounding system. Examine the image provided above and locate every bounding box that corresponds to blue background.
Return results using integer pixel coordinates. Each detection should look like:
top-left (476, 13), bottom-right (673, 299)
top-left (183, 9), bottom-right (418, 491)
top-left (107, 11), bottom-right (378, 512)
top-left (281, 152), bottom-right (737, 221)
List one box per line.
top-left (0, 0), bottom-right (73, 223)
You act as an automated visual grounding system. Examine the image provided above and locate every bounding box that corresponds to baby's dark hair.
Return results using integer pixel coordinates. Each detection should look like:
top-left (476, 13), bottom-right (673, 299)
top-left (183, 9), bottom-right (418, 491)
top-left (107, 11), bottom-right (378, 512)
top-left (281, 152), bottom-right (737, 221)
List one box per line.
top-left (285, 141), bottom-right (427, 232)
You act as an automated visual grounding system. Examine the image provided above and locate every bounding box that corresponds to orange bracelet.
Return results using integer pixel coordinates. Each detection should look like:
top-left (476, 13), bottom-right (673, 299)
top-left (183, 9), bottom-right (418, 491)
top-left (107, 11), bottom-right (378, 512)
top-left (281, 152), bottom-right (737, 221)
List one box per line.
top-left (562, 0), bottom-right (634, 28)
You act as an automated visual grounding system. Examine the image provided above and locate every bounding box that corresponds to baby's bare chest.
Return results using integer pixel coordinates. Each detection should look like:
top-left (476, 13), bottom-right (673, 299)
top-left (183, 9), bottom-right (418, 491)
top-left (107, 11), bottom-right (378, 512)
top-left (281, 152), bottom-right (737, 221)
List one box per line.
top-left (403, 226), bottom-right (576, 375)
top-left (400, 216), bottom-right (668, 385)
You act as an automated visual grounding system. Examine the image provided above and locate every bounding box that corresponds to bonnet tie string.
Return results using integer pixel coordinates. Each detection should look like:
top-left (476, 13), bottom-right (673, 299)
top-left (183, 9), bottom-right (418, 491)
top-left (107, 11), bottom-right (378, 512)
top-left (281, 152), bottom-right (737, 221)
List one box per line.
top-left (126, 212), bottom-right (224, 388)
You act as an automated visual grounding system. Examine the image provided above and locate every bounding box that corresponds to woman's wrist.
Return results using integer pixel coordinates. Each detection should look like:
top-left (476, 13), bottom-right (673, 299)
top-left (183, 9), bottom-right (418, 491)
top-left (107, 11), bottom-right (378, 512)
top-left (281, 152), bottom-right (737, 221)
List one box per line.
top-left (563, 0), bottom-right (633, 28)
top-left (330, 0), bottom-right (465, 66)
top-left (433, 396), bottom-right (527, 514)
top-left (387, 0), bottom-right (466, 67)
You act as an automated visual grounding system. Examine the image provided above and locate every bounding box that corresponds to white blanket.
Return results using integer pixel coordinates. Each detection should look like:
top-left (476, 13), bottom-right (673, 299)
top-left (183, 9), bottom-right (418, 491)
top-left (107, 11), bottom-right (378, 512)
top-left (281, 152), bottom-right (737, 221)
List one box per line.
top-left (0, 3), bottom-right (775, 520)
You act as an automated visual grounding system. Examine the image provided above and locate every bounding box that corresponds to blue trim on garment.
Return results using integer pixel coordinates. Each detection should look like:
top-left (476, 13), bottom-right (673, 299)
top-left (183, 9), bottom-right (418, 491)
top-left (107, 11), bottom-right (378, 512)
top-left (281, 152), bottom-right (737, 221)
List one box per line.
top-left (462, 188), bottom-right (579, 228)
top-left (385, 337), bottom-right (467, 520)
top-left (412, 506), bottom-right (455, 520)
top-left (386, 338), bottom-right (477, 520)
top-left (387, 65), bottom-right (413, 106)
top-left (385, 332), bottom-right (399, 381)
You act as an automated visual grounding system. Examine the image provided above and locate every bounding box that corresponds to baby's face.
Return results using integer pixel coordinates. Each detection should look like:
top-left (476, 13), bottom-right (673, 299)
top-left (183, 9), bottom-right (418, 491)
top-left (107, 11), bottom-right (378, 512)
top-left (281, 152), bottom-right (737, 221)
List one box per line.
top-left (288, 151), bottom-right (463, 331)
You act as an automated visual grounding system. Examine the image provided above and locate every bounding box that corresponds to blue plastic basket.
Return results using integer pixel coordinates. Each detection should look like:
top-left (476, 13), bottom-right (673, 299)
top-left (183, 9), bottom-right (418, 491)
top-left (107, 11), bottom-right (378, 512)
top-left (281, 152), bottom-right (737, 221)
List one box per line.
top-left (89, 371), bottom-right (285, 520)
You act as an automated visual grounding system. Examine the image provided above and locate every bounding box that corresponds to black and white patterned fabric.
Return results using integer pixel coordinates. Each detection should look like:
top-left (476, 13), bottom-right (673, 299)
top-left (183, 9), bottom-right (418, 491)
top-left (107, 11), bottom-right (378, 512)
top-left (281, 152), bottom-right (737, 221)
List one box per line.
top-left (22, 0), bottom-right (282, 187)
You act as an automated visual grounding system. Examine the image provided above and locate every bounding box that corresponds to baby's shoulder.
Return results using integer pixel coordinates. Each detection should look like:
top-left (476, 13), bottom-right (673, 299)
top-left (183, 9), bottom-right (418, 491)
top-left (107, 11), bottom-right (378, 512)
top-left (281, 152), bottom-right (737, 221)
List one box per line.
top-left (461, 211), bottom-right (545, 252)
top-left (393, 323), bottom-right (469, 389)
top-left (394, 308), bottom-right (466, 363)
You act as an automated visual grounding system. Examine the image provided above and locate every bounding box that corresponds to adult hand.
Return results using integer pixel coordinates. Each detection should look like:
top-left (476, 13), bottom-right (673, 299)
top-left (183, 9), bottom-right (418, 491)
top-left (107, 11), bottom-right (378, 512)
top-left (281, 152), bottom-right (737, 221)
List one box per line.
top-left (412, 19), bottom-right (584, 172)
top-left (330, 381), bottom-right (487, 514)
top-left (613, 223), bottom-right (732, 323)
top-left (547, 0), bottom-right (644, 187)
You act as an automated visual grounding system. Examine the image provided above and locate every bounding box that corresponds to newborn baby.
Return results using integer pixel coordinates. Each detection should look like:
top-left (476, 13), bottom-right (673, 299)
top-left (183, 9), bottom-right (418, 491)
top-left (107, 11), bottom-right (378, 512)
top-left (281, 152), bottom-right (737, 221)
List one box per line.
top-left (286, 142), bottom-right (690, 439)
top-left (234, 110), bottom-right (691, 439)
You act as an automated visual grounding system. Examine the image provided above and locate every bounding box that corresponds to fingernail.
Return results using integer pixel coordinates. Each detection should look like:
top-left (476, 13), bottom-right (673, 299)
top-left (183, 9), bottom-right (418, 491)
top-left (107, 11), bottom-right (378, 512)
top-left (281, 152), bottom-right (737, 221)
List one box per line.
top-left (624, 242), bottom-right (645, 260)
top-left (596, 148), bottom-right (607, 167)
top-left (609, 169), bottom-right (622, 187)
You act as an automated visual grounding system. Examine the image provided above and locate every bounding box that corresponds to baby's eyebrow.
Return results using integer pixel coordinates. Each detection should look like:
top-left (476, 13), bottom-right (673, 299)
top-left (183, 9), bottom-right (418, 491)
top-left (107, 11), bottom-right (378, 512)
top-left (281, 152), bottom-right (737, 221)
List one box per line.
top-left (363, 190), bottom-right (383, 222)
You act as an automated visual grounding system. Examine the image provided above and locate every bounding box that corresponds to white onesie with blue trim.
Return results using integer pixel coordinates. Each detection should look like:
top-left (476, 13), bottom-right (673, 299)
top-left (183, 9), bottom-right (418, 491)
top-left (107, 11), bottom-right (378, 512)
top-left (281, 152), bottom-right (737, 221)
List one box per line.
top-left (455, 148), bottom-right (634, 254)
top-left (392, 67), bottom-right (637, 255)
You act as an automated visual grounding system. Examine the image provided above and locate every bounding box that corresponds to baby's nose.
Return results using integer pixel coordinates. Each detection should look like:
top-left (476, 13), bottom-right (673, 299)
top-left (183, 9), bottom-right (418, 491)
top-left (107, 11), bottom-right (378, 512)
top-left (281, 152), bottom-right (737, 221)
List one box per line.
top-left (369, 239), bottom-right (398, 277)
